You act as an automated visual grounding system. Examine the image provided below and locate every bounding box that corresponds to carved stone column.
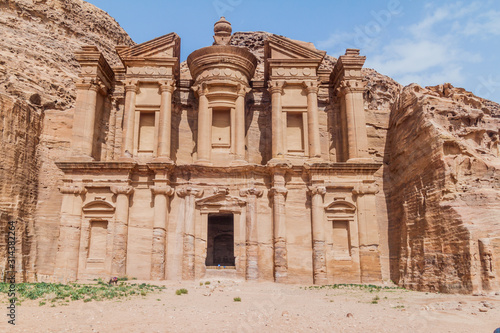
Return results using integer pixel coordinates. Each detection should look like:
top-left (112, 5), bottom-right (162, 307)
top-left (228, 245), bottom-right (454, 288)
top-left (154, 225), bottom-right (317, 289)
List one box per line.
top-left (234, 85), bottom-right (248, 162)
top-left (54, 185), bottom-right (87, 282)
top-left (269, 169), bottom-right (288, 282)
top-left (177, 186), bottom-right (204, 280)
top-left (353, 183), bottom-right (381, 282)
top-left (110, 185), bottom-right (134, 276)
top-left (121, 80), bottom-right (138, 157)
top-left (195, 84), bottom-right (211, 164)
top-left (240, 187), bottom-right (263, 280)
top-left (71, 81), bottom-right (99, 159)
top-left (269, 80), bottom-right (285, 159)
top-left (304, 81), bottom-right (322, 158)
top-left (157, 81), bottom-right (175, 160)
top-left (339, 80), bottom-right (369, 160)
top-left (309, 185), bottom-right (327, 284)
top-left (150, 185), bottom-right (174, 280)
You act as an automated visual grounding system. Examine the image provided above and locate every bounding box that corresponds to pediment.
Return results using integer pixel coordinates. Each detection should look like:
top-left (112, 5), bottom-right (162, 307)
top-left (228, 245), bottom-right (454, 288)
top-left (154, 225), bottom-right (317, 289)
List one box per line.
top-left (265, 35), bottom-right (326, 61)
top-left (196, 193), bottom-right (246, 207)
top-left (325, 200), bottom-right (356, 214)
top-left (82, 200), bottom-right (115, 214)
top-left (116, 32), bottom-right (180, 62)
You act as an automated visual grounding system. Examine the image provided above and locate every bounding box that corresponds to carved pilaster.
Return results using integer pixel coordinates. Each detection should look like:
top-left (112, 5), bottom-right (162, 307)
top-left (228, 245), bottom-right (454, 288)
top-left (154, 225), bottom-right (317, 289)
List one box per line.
top-left (150, 185), bottom-right (174, 280)
top-left (194, 82), bottom-right (211, 164)
top-left (352, 182), bottom-right (381, 283)
top-left (268, 80), bottom-right (285, 159)
top-left (303, 80), bottom-right (322, 158)
top-left (157, 80), bottom-right (176, 160)
top-left (240, 187), bottom-right (264, 280)
top-left (308, 185), bottom-right (327, 284)
top-left (54, 184), bottom-right (87, 282)
top-left (177, 186), bottom-right (204, 280)
top-left (110, 185), bottom-right (133, 276)
top-left (121, 80), bottom-right (139, 158)
top-left (269, 185), bottom-right (288, 282)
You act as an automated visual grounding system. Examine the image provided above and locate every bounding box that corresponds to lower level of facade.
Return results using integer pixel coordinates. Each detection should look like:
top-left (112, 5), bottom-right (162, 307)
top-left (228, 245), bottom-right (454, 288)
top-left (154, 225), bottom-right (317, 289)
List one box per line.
top-left (53, 160), bottom-right (383, 284)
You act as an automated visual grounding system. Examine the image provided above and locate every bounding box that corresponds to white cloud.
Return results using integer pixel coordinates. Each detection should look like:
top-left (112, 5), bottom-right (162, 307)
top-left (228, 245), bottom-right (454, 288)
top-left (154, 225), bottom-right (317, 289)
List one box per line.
top-left (363, 2), bottom-right (485, 87)
top-left (463, 11), bottom-right (500, 36)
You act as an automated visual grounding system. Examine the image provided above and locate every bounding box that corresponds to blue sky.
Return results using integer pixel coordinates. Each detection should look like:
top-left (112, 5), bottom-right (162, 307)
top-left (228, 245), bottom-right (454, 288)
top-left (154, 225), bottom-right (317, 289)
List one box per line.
top-left (86, 0), bottom-right (500, 103)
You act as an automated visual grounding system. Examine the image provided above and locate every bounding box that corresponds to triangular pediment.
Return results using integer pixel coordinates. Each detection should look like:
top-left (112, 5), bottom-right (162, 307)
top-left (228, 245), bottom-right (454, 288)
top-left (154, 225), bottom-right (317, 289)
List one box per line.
top-left (116, 32), bottom-right (180, 61)
top-left (265, 35), bottom-right (326, 60)
top-left (196, 193), bottom-right (246, 207)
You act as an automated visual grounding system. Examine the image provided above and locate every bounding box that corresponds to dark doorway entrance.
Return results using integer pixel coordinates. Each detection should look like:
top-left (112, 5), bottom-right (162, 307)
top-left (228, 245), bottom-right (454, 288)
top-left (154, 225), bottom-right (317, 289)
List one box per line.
top-left (206, 213), bottom-right (235, 266)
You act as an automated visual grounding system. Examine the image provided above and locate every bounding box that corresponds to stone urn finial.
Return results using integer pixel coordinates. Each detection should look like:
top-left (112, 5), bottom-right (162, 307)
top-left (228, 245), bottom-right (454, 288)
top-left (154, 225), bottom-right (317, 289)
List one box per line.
top-left (214, 16), bottom-right (232, 45)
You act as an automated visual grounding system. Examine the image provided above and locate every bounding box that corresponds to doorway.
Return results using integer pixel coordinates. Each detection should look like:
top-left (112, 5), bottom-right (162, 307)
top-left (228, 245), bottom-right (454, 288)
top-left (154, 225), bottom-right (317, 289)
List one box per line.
top-left (206, 213), bottom-right (235, 267)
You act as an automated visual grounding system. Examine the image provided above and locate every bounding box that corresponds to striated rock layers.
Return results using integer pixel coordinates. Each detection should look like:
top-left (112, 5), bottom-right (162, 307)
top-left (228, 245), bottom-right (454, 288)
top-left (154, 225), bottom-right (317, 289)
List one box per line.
top-left (385, 83), bottom-right (500, 293)
top-left (0, 93), bottom-right (42, 281)
top-left (0, 1), bottom-right (498, 293)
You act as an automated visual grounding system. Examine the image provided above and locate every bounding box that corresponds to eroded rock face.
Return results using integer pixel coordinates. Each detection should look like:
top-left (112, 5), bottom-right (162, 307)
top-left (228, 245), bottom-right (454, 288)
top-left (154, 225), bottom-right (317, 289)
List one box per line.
top-left (0, 93), bottom-right (42, 281)
top-left (0, 0), bottom-right (133, 109)
top-left (385, 83), bottom-right (500, 293)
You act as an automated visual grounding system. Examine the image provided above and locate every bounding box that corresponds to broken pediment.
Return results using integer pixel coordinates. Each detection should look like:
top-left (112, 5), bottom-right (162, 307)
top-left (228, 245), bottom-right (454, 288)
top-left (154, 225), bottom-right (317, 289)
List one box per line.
top-left (265, 35), bottom-right (326, 60)
top-left (116, 32), bottom-right (180, 63)
top-left (264, 35), bottom-right (326, 80)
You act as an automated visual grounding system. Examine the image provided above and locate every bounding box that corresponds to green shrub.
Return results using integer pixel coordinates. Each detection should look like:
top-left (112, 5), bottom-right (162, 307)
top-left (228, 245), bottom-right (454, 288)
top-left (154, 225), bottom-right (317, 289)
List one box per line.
top-left (233, 297), bottom-right (241, 302)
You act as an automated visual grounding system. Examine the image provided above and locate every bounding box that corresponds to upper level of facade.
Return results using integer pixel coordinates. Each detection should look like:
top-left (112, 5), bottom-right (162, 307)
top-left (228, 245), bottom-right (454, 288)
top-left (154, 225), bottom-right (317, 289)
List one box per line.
top-left (67, 17), bottom-right (372, 168)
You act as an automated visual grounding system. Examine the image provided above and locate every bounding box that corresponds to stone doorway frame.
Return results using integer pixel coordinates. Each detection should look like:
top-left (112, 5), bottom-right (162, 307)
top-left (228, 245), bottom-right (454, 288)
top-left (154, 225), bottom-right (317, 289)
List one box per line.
top-left (195, 188), bottom-right (246, 279)
top-left (205, 213), bottom-right (235, 267)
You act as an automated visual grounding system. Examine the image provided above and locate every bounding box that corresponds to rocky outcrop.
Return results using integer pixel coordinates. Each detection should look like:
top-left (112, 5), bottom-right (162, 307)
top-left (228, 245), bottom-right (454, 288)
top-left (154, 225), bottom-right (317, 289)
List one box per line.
top-left (385, 83), bottom-right (500, 293)
top-left (0, 0), bottom-right (133, 109)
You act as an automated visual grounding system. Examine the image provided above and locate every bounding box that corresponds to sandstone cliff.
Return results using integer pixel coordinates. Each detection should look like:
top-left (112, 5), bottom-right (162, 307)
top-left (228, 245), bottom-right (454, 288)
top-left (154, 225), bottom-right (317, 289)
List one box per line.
top-left (385, 83), bottom-right (500, 293)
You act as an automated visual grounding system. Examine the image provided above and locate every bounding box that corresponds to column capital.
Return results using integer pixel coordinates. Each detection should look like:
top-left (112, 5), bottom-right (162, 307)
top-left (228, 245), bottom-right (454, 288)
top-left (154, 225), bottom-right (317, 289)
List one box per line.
top-left (192, 82), bottom-right (209, 97)
top-left (269, 186), bottom-right (288, 197)
top-left (268, 80), bottom-right (285, 95)
top-left (159, 80), bottom-right (176, 94)
top-left (176, 186), bottom-right (204, 198)
top-left (59, 184), bottom-right (87, 195)
top-left (124, 79), bottom-right (139, 93)
top-left (110, 185), bottom-right (134, 196)
top-left (352, 183), bottom-right (378, 195)
top-left (303, 80), bottom-right (319, 94)
top-left (308, 185), bottom-right (326, 196)
top-left (237, 84), bottom-right (251, 97)
top-left (337, 79), bottom-right (366, 96)
top-left (151, 185), bottom-right (174, 196)
top-left (240, 187), bottom-right (263, 198)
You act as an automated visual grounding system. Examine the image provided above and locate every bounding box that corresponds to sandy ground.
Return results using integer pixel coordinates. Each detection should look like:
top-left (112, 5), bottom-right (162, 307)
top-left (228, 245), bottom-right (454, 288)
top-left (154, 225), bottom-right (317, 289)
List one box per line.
top-left (2, 279), bottom-right (500, 333)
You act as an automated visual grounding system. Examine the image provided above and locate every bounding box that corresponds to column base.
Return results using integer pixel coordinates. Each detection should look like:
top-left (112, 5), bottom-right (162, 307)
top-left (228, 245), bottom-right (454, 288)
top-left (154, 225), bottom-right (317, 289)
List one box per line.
top-left (117, 156), bottom-right (135, 162)
top-left (152, 156), bottom-right (173, 163)
top-left (230, 159), bottom-right (248, 166)
top-left (346, 157), bottom-right (375, 163)
top-left (64, 155), bottom-right (94, 162)
top-left (267, 158), bottom-right (291, 168)
top-left (195, 159), bottom-right (213, 166)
